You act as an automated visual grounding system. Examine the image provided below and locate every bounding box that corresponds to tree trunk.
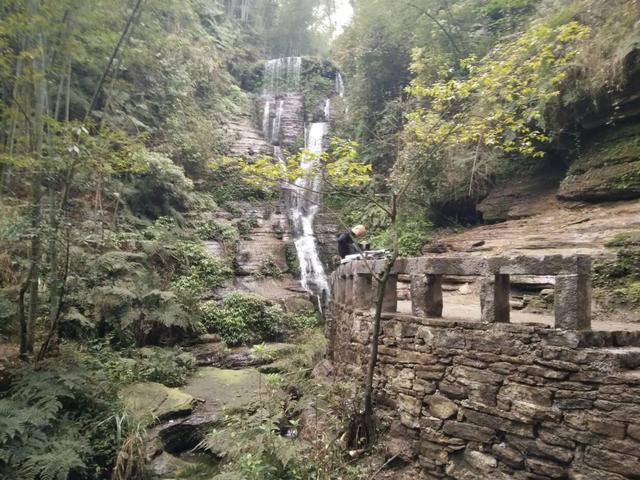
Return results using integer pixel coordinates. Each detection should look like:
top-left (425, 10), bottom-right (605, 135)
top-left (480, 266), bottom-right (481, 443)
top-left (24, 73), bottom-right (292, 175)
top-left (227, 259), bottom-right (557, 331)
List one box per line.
top-left (86, 0), bottom-right (145, 121)
top-left (26, 16), bottom-right (48, 354)
top-left (1, 55), bottom-right (24, 193)
top-left (360, 195), bottom-right (398, 445)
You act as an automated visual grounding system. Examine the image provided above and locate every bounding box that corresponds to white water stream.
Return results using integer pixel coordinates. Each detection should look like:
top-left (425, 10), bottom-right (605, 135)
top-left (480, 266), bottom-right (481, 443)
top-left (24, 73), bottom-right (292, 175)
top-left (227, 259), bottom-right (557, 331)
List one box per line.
top-left (260, 57), bottom-right (346, 306)
top-left (290, 123), bottom-right (330, 303)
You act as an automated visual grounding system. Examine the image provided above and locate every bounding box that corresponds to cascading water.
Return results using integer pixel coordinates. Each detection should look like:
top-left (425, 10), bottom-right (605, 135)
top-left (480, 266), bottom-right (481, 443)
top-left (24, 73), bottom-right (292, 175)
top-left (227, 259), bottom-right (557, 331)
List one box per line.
top-left (264, 57), bottom-right (302, 93)
top-left (336, 72), bottom-right (345, 97)
top-left (259, 57), bottom-right (347, 308)
top-left (262, 100), bottom-right (271, 141)
top-left (289, 123), bottom-right (330, 305)
top-left (324, 99), bottom-right (331, 122)
top-left (271, 100), bottom-right (284, 145)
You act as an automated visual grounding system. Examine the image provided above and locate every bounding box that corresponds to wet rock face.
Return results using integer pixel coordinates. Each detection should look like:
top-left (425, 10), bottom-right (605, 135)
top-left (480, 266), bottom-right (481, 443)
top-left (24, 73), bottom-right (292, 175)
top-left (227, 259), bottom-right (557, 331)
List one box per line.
top-left (261, 93), bottom-right (304, 147)
top-left (313, 209), bottom-right (339, 268)
top-left (234, 206), bottom-right (290, 277)
top-left (559, 123), bottom-right (640, 202)
top-left (477, 171), bottom-right (564, 223)
top-left (329, 307), bottom-right (640, 479)
top-left (224, 113), bottom-right (273, 159)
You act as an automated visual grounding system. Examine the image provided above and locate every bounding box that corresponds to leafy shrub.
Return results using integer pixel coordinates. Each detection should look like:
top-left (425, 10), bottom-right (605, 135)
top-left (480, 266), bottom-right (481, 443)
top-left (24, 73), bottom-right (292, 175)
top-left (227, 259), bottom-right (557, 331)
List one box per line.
top-left (593, 247), bottom-right (640, 306)
top-left (370, 218), bottom-right (432, 257)
top-left (197, 219), bottom-right (240, 246)
top-left (284, 244), bottom-right (300, 276)
top-left (237, 215), bottom-right (259, 239)
top-left (95, 285), bottom-right (195, 347)
top-left (88, 342), bottom-right (197, 388)
top-left (171, 242), bottom-right (232, 310)
top-left (200, 293), bottom-right (316, 346)
top-left (126, 151), bottom-right (196, 220)
top-left (254, 256), bottom-right (284, 279)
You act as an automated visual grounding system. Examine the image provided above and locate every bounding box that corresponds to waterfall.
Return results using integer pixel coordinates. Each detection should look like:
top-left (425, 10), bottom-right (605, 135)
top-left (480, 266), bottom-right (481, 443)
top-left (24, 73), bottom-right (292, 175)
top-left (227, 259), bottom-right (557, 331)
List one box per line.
top-left (272, 100), bottom-right (284, 145)
top-left (264, 57), bottom-right (302, 93)
top-left (259, 56), bottom-right (343, 308)
top-left (324, 99), bottom-right (331, 122)
top-left (336, 72), bottom-right (345, 97)
top-left (290, 123), bottom-right (329, 302)
top-left (262, 98), bottom-right (271, 141)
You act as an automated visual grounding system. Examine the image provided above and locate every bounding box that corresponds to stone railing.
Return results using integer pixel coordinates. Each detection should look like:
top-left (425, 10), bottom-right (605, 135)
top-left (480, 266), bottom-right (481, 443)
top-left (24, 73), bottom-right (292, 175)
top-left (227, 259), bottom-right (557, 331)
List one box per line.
top-left (329, 255), bottom-right (592, 330)
top-left (326, 255), bottom-right (640, 479)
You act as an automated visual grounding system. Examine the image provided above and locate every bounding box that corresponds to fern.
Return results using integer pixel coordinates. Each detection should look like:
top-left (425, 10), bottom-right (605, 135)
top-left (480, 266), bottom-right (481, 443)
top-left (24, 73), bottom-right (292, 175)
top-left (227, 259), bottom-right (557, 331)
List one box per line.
top-left (0, 352), bottom-right (118, 480)
top-left (21, 432), bottom-right (88, 480)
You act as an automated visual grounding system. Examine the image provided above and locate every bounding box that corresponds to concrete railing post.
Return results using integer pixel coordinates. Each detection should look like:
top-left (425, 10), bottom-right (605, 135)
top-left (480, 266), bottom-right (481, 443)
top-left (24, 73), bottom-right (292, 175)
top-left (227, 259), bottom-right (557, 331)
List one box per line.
top-left (353, 273), bottom-right (373, 310)
top-left (374, 274), bottom-right (398, 313)
top-left (335, 268), bottom-right (346, 305)
top-left (344, 265), bottom-right (354, 308)
top-left (480, 274), bottom-right (510, 323)
top-left (554, 273), bottom-right (592, 330)
top-left (410, 274), bottom-right (443, 317)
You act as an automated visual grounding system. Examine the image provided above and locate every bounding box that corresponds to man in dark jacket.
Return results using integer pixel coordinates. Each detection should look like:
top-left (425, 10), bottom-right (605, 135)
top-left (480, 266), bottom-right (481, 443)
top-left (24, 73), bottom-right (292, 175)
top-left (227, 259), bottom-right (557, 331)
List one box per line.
top-left (337, 225), bottom-right (367, 259)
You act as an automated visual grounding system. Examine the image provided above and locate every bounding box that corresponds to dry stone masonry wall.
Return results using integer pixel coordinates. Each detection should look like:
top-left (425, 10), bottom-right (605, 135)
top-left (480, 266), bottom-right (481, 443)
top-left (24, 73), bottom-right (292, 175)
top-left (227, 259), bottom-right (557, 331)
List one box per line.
top-left (328, 255), bottom-right (640, 479)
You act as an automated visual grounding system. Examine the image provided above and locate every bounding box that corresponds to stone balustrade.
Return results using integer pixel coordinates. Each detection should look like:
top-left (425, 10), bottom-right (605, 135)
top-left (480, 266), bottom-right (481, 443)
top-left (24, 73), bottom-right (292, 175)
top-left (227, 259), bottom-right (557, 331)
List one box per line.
top-left (326, 254), bottom-right (640, 479)
top-left (329, 255), bottom-right (592, 330)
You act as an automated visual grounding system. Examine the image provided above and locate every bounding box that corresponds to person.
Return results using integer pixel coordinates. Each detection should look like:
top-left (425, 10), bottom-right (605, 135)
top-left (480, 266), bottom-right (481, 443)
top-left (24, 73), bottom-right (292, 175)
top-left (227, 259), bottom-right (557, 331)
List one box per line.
top-left (337, 225), bottom-right (367, 259)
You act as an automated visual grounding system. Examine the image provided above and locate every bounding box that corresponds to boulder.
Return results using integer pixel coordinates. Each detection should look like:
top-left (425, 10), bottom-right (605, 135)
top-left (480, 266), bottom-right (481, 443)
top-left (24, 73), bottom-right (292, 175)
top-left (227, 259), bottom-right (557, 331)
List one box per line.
top-left (119, 382), bottom-right (196, 425)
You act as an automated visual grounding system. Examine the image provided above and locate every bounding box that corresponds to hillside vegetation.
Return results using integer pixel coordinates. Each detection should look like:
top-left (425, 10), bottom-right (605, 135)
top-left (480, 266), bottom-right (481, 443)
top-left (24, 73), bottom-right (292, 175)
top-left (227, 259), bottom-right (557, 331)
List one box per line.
top-left (1, 0), bottom-right (639, 478)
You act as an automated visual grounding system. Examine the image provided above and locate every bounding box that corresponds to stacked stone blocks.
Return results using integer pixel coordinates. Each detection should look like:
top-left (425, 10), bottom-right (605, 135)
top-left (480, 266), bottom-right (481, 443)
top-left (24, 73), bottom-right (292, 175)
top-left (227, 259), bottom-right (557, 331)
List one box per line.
top-left (327, 255), bottom-right (640, 479)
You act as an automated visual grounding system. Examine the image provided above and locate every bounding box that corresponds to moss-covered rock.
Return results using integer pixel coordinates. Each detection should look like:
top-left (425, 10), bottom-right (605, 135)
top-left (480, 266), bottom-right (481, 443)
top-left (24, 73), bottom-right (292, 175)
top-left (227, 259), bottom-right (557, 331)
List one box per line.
top-left (119, 382), bottom-right (196, 425)
top-left (559, 123), bottom-right (640, 201)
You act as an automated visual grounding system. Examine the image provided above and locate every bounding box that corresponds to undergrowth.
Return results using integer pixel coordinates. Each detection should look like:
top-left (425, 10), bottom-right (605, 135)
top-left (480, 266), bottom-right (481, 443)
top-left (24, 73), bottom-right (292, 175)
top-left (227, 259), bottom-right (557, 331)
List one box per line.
top-left (594, 233), bottom-right (640, 308)
top-left (200, 293), bottom-right (317, 346)
top-left (199, 330), bottom-right (369, 480)
top-left (0, 348), bottom-right (144, 480)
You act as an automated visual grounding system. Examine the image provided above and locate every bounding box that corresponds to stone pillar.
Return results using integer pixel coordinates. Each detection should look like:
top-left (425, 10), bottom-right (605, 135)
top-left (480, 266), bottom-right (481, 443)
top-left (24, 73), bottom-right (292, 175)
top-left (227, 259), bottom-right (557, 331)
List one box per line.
top-left (344, 272), bottom-right (354, 308)
top-left (410, 274), bottom-right (443, 318)
top-left (353, 273), bottom-right (373, 310)
top-left (554, 274), bottom-right (591, 330)
top-left (335, 271), bottom-right (346, 305)
top-left (374, 274), bottom-right (397, 313)
top-left (480, 274), bottom-right (510, 323)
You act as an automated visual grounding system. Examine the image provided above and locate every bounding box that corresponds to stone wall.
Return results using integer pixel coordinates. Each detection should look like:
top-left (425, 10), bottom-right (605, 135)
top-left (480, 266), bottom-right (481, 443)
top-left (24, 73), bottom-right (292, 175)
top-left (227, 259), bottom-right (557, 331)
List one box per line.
top-left (327, 255), bottom-right (640, 479)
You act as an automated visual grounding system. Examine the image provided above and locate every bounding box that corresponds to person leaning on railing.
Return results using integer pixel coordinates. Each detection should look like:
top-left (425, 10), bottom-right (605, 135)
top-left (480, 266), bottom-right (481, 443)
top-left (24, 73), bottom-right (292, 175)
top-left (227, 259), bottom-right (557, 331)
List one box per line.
top-left (337, 225), bottom-right (367, 259)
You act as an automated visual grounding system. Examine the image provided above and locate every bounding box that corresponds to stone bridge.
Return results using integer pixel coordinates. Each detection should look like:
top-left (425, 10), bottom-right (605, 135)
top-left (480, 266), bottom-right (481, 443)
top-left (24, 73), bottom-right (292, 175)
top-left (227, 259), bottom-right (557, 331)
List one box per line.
top-left (327, 255), bottom-right (640, 479)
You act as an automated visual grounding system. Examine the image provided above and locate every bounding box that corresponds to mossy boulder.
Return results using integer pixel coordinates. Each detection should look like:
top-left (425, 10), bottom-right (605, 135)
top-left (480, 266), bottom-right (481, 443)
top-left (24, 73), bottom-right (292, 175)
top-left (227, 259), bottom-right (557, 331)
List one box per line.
top-left (119, 382), bottom-right (196, 425)
top-left (559, 123), bottom-right (640, 201)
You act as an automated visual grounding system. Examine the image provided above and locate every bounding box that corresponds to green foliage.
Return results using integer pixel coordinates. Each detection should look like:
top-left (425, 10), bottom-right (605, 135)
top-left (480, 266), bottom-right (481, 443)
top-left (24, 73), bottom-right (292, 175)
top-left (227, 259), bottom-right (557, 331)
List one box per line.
top-left (605, 231), bottom-right (640, 248)
top-left (233, 137), bottom-right (370, 190)
top-left (254, 256), bottom-right (284, 279)
top-left (197, 218), bottom-right (241, 250)
top-left (200, 293), bottom-right (316, 346)
top-left (370, 217), bottom-right (432, 257)
top-left (237, 216), bottom-right (259, 240)
top-left (126, 151), bottom-right (195, 219)
top-left (284, 244), bottom-right (300, 276)
top-left (172, 252), bottom-right (232, 311)
top-left (0, 349), bottom-right (127, 480)
top-left (201, 330), bottom-right (367, 480)
top-left (88, 342), bottom-right (196, 388)
top-left (406, 20), bottom-right (589, 156)
top-left (593, 246), bottom-right (640, 306)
